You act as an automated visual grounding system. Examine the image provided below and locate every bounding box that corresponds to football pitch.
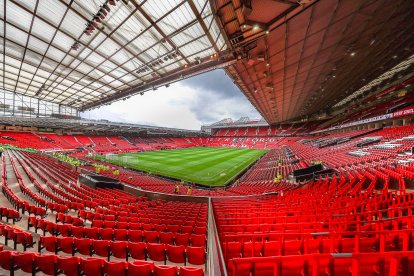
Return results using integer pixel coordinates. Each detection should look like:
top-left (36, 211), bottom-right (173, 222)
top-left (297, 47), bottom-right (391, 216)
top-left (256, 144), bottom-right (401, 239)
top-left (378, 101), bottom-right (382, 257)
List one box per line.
top-left (101, 147), bottom-right (267, 186)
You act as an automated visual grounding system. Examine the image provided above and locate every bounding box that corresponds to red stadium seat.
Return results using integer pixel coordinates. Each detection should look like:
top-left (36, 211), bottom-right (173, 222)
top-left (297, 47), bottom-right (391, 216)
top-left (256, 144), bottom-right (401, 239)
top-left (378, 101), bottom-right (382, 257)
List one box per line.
top-left (93, 240), bottom-right (110, 260)
top-left (0, 250), bottom-right (15, 271)
top-left (187, 246), bottom-right (206, 265)
top-left (181, 225), bottom-right (193, 234)
top-left (129, 230), bottom-right (143, 242)
top-left (142, 223), bottom-right (154, 231)
top-left (104, 221), bottom-right (117, 229)
top-left (101, 228), bottom-right (114, 240)
top-left (147, 243), bottom-right (166, 263)
top-left (39, 236), bottom-right (57, 254)
top-left (110, 241), bottom-right (128, 260)
top-left (85, 227), bottom-right (100, 240)
top-left (92, 220), bottom-right (104, 228)
top-left (360, 237), bottom-right (379, 252)
top-left (153, 265), bottom-right (178, 276)
top-left (180, 266), bottom-right (204, 276)
top-left (57, 224), bottom-right (72, 237)
top-left (253, 261), bottom-right (277, 276)
top-left (104, 215), bottom-right (116, 221)
top-left (191, 234), bottom-right (206, 247)
top-left (243, 241), bottom-right (262, 257)
top-left (144, 231), bottom-right (159, 243)
top-left (129, 223), bottom-right (141, 230)
top-left (71, 226), bottom-right (85, 239)
top-left (57, 237), bottom-right (75, 255)
top-left (193, 226), bottom-right (207, 235)
top-left (35, 254), bottom-right (57, 275)
top-left (104, 261), bottom-right (128, 276)
top-left (117, 221), bottom-right (129, 229)
top-left (74, 238), bottom-right (92, 256)
top-left (160, 232), bottom-right (174, 245)
top-left (175, 233), bottom-right (190, 246)
top-left (225, 241), bottom-right (242, 260)
top-left (128, 242), bottom-right (147, 260)
top-left (45, 221), bottom-right (56, 236)
top-left (57, 256), bottom-right (80, 276)
top-left (128, 260), bottom-right (154, 276)
top-left (167, 244), bottom-right (186, 264)
top-left (114, 229), bottom-right (128, 241)
top-left (14, 252), bottom-right (36, 274)
top-left (15, 231), bottom-right (35, 251)
top-left (81, 258), bottom-right (104, 276)
top-left (167, 225), bottom-right (180, 233)
top-left (284, 240), bottom-right (302, 255)
top-left (263, 241), bottom-right (281, 256)
top-left (228, 261), bottom-right (252, 276)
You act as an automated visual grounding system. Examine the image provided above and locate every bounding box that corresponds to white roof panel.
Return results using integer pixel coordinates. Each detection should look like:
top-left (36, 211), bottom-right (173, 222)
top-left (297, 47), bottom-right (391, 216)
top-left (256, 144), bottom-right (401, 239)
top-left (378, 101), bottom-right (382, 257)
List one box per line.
top-left (1, 0), bottom-right (227, 109)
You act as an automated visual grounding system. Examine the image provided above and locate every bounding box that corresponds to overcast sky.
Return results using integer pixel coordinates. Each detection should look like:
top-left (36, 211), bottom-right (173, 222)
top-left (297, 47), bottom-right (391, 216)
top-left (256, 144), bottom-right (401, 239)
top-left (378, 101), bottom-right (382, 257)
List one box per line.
top-left (81, 69), bottom-right (260, 130)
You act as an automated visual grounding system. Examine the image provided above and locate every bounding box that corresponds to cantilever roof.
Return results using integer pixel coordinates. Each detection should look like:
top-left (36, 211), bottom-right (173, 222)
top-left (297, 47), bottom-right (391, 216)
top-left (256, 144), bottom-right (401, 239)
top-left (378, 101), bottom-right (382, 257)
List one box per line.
top-left (0, 0), bottom-right (226, 109)
top-left (217, 0), bottom-right (414, 124)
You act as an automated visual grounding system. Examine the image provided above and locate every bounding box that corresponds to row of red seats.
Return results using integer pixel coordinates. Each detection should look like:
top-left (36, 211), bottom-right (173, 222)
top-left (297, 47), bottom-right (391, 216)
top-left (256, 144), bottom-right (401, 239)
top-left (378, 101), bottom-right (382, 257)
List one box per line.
top-left (1, 155), bottom-right (47, 218)
top-left (222, 229), bottom-right (414, 260)
top-left (229, 251), bottom-right (414, 276)
top-left (15, 153), bottom-right (74, 208)
top-left (18, 150), bottom-right (138, 207)
top-left (30, 218), bottom-right (206, 246)
top-left (0, 223), bottom-right (35, 251)
top-left (217, 214), bottom-right (414, 236)
top-left (17, 152), bottom-right (87, 210)
top-left (38, 236), bottom-right (206, 265)
top-left (91, 219), bottom-right (206, 234)
top-left (9, 154), bottom-right (47, 207)
top-left (19, 150), bottom-right (139, 203)
top-left (0, 248), bottom-right (204, 276)
top-left (82, 204), bottom-right (207, 222)
top-left (0, 207), bottom-right (20, 224)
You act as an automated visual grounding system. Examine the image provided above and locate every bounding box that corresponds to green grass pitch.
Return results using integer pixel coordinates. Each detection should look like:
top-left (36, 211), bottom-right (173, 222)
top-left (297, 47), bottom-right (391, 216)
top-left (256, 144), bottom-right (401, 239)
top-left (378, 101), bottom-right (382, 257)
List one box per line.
top-left (101, 147), bottom-right (267, 186)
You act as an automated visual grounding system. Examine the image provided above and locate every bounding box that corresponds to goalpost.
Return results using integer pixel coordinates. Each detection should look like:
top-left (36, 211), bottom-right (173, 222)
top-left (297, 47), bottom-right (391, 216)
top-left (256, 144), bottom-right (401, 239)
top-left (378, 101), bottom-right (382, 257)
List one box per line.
top-left (121, 155), bottom-right (134, 167)
top-left (105, 154), bottom-right (134, 168)
top-left (105, 153), bottom-right (116, 162)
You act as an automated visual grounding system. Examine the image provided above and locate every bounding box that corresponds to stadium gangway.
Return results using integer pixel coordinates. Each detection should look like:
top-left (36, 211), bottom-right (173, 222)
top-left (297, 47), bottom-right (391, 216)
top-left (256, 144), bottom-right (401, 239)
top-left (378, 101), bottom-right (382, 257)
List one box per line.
top-left (207, 197), bottom-right (227, 276)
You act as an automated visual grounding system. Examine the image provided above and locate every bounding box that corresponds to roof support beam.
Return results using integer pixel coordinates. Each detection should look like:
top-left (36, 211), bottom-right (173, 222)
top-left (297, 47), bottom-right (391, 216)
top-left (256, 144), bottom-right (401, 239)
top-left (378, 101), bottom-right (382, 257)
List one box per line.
top-left (130, 0), bottom-right (191, 65)
top-left (187, 0), bottom-right (220, 53)
top-left (271, 0), bottom-right (299, 6)
top-left (23, 0), bottom-right (74, 95)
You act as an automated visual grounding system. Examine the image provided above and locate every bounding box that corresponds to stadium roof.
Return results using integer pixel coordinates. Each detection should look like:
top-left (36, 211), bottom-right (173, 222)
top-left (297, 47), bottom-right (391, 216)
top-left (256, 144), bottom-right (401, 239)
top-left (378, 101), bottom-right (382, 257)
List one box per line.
top-left (0, 0), bottom-right (227, 110)
top-left (218, 0), bottom-right (414, 124)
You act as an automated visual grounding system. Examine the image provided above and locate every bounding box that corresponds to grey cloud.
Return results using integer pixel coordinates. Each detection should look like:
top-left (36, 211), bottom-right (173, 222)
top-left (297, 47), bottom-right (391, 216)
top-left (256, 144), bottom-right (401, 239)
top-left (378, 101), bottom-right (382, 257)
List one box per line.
top-left (182, 69), bottom-right (246, 100)
top-left (183, 70), bottom-right (260, 124)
